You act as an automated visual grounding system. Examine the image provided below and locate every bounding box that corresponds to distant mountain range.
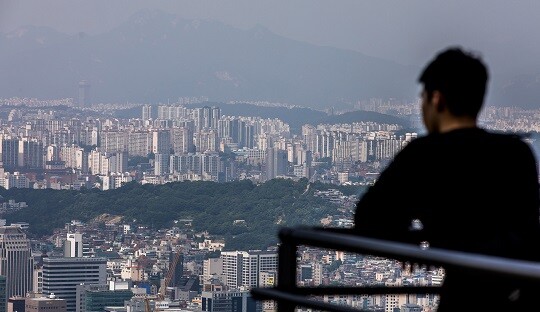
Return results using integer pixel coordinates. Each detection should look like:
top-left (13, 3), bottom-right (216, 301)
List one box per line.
top-left (1, 9), bottom-right (537, 110)
top-left (0, 9), bottom-right (418, 110)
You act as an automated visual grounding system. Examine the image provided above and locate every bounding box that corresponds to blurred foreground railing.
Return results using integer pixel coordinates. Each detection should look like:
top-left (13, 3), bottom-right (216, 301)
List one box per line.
top-left (250, 226), bottom-right (540, 312)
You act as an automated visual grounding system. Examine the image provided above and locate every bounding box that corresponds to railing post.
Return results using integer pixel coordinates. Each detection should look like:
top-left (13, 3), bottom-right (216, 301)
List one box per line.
top-left (277, 228), bottom-right (298, 312)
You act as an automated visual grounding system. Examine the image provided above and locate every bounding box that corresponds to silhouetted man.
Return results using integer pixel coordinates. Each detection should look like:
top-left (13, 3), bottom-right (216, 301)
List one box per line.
top-left (354, 47), bottom-right (540, 311)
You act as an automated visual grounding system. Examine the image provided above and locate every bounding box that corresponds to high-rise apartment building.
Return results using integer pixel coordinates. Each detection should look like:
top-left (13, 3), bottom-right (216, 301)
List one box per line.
top-left (60, 145), bottom-right (87, 172)
top-left (78, 81), bottom-right (90, 107)
top-left (87, 150), bottom-right (103, 175)
top-left (142, 105), bottom-right (152, 120)
top-left (195, 130), bottom-right (218, 152)
top-left (220, 251), bottom-right (278, 289)
top-left (152, 130), bottom-right (171, 154)
top-left (18, 139), bottom-right (44, 169)
top-left (210, 107), bottom-right (221, 129)
top-left (241, 123), bottom-right (255, 149)
top-left (265, 148), bottom-right (288, 181)
top-left (0, 138), bottom-right (19, 169)
top-left (169, 154), bottom-right (192, 174)
top-left (64, 233), bottom-right (83, 258)
top-left (100, 131), bottom-right (126, 154)
top-left (42, 257), bottom-right (107, 312)
top-left (87, 150), bottom-right (127, 175)
top-left (0, 172), bottom-right (30, 190)
top-left (101, 173), bottom-right (133, 190)
top-left (0, 227), bottom-right (33, 299)
top-left (384, 293), bottom-right (409, 312)
top-left (109, 152), bottom-right (128, 173)
top-left (127, 131), bottom-right (152, 157)
top-left (157, 105), bottom-right (189, 120)
top-left (193, 106), bottom-right (220, 131)
top-left (202, 258), bottom-right (224, 285)
top-left (200, 152), bottom-right (221, 181)
top-left (169, 153), bottom-right (222, 180)
top-left (171, 127), bottom-right (194, 154)
top-left (46, 145), bottom-right (59, 162)
top-left (154, 153), bottom-right (170, 176)
top-left (217, 117), bottom-right (234, 140)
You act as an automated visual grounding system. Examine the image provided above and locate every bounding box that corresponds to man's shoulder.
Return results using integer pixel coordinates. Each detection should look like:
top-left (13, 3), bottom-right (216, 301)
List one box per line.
top-left (412, 128), bottom-right (528, 144)
top-left (399, 133), bottom-right (439, 149)
top-left (482, 130), bottom-right (532, 149)
top-left (399, 129), bottom-right (533, 158)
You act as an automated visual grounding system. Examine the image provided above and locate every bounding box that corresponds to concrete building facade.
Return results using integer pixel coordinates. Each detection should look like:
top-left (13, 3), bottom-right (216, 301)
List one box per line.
top-left (0, 227), bottom-right (33, 299)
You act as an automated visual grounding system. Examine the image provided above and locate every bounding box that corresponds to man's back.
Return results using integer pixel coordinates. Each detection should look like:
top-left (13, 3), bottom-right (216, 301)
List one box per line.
top-left (354, 127), bottom-right (540, 310)
top-left (407, 128), bottom-right (539, 256)
top-left (355, 128), bottom-right (539, 252)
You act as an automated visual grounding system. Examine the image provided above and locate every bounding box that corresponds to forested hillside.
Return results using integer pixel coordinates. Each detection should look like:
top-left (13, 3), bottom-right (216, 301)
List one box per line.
top-left (0, 179), bottom-right (361, 250)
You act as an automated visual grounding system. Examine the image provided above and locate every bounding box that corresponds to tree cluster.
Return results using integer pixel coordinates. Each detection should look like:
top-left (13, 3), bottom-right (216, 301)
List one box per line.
top-left (1, 178), bottom-right (343, 250)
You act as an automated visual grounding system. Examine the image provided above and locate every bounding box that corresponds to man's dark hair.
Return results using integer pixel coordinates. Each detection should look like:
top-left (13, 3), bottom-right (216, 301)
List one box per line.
top-left (418, 47), bottom-right (489, 118)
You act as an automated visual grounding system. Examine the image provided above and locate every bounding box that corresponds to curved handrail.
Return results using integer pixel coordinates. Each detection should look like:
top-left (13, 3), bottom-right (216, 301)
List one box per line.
top-left (251, 226), bottom-right (540, 312)
top-left (282, 226), bottom-right (540, 280)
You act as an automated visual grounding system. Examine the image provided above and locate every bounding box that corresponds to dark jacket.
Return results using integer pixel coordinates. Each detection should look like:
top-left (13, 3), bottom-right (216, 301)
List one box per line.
top-left (354, 128), bottom-right (540, 310)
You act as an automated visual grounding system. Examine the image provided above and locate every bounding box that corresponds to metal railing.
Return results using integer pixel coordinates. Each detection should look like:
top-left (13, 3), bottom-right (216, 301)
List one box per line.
top-left (250, 226), bottom-right (540, 312)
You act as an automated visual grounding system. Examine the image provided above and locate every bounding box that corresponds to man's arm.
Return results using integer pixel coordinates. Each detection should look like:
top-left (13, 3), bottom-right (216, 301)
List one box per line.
top-left (353, 144), bottom-right (418, 243)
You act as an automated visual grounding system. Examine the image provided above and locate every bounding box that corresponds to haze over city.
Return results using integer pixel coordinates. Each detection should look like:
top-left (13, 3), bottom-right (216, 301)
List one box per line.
top-left (1, 0), bottom-right (540, 108)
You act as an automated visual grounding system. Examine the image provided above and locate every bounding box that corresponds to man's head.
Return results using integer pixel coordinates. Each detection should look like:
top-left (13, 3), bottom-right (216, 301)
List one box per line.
top-left (418, 47), bottom-right (489, 133)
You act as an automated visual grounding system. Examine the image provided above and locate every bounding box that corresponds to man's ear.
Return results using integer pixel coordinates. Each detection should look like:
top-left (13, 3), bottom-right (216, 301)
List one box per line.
top-left (432, 91), bottom-right (445, 112)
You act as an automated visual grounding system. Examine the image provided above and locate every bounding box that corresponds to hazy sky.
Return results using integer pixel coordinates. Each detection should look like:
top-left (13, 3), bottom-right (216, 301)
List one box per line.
top-left (1, 0), bottom-right (540, 78)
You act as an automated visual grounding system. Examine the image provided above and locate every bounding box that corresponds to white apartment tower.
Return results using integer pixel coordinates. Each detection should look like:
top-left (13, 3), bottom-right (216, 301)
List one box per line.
top-left (64, 233), bottom-right (83, 257)
top-left (202, 258), bottom-right (224, 285)
top-left (385, 293), bottom-right (409, 312)
top-left (265, 147), bottom-right (288, 180)
top-left (1, 172), bottom-right (29, 189)
top-left (100, 131), bottom-right (126, 154)
top-left (47, 145), bottom-right (59, 162)
top-left (152, 130), bottom-right (171, 154)
top-left (195, 130), bottom-right (218, 152)
top-left (171, 127), bottom-right (194, 154)
top-left (220, 251), bottom-right (278, 289)
top-left (18, 138), bottom-right (44, 169)
top-left (154, 153), bottom-right (170, 176)
top-left (60, 145), bottom-right (87, 171)
top-left (142, 104), bottom-right (152, 120)
top-left (127, 131), bottom-right (152, 157)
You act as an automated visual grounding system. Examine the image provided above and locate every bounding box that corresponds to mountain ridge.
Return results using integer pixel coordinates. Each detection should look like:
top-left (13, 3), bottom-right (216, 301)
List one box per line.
top-left (2, 9), bottom-right (537, 109)
top-left (0, 9), bottom-right (418, 110)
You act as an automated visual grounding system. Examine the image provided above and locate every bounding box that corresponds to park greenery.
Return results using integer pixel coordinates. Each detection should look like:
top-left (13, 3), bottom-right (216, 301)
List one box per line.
top-left (0, 179), bottom-right (361, 250)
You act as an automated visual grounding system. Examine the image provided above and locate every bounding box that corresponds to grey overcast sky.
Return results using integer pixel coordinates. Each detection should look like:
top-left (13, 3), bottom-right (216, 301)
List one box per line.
top-left (1, 0), bottom-right (540, 78)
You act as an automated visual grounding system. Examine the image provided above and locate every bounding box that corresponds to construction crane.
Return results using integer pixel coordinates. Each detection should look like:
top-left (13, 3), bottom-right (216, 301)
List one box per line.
top-left (161, 247), bottom-right (183, 297)
top-left (146, 246), bottom-right (183, 312)
top-left (158, 246), bottom-right (183, 310)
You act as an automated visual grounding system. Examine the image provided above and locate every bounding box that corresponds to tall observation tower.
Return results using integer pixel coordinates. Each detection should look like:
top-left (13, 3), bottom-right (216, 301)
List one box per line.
top-left (78, 80), bottom-right (91, 107)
